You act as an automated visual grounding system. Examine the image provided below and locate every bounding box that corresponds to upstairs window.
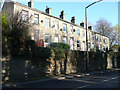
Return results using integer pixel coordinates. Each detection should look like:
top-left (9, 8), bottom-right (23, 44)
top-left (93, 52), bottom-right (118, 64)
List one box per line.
top-left (54, 21), bottom-right (59, 30)
top-left (70, 26), bottom-right (73, 34)
top-left (45, 18), bottom-right (50, 28)
top-left (63, 23), bottom-right (67, 33)
top-left (103, 37), bottom-right (105, 43)
top-left (96, 35), bottom-right (98, 41)
top-left (106, 39), bottom-right (108, 44)
top-left (77, 28), bottom-right (80, 36)
top-left (34, 14), bottom-right (39, 24)
top-left (22, 10), bottom-right (28, 21)
top-left (82, 30), bottom-right (85, 37)
top-left (88, 32), bottom-right (90, 40)
top-left (91, 33), bottom-right (94, 40)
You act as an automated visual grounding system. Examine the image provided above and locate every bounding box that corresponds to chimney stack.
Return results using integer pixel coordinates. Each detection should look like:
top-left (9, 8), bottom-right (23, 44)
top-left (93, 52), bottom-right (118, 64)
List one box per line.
top-left (88, 26), bottom-right (93, 30)
top-left (60, 10), bottom-right (65, 20)
top-left (28, 0), bottom-right (34, 8)
top-left (45, 6), bottom-right (51, 15)
top-left (80, 22), bottom-right (85, 28)
top-left (71, 16), bottom-right (76, 24)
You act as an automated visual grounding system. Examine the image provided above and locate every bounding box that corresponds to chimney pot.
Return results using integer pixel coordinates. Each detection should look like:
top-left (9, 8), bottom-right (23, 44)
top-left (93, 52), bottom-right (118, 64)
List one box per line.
top-left (88, 26), bottom-right (93, 30)
top-left (28, 0), bottom-right (34, 8)
top-left (80, 22), bottom-right (85, 27)
top-left (60, 10), bottom-right (65, 20)
top-left (45, 6), bottom-right (51, 15)
top-left (71, 16), bottom-right (76, 24)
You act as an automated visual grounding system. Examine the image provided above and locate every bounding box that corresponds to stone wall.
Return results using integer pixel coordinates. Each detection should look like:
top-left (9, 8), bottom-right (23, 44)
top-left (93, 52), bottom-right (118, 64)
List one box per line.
top-left (2, 50), bottom-right (119, 83)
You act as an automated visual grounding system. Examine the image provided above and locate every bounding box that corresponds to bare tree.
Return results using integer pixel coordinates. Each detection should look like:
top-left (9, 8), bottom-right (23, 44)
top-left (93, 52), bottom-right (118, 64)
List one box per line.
top-left (4, 11), bottom-right (33, 56)
top-left (95, 18), bottom-right (117, 48)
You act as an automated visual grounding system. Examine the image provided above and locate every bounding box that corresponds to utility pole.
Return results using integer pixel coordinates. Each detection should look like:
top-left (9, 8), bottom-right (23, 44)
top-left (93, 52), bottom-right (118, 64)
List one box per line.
top-left (85, 0), bottom-right (103, 72)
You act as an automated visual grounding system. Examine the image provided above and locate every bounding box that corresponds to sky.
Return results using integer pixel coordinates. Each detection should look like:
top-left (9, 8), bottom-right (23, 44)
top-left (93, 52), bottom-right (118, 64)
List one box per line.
top-left (1, 0), bottom-right (119, 30)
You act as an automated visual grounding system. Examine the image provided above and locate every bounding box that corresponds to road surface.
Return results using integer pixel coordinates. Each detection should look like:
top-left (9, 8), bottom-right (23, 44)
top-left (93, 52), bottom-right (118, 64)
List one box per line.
top-left (2, 69), bottom-right (120, 89)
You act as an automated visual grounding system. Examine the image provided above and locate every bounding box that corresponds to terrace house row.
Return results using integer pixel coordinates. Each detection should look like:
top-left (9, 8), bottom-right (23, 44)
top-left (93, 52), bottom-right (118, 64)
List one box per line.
top-left (2, 0), bottom-right (109, 51)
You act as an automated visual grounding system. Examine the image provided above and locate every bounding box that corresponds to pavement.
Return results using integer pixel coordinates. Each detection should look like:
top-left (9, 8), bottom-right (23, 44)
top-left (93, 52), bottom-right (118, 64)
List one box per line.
top-left (2, 68), bottom-right (120, 89)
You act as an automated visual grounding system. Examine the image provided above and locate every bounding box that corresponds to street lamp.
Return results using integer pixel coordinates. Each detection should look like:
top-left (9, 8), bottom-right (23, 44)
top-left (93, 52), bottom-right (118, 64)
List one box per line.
top-left (85, 0), bottom-right (103, 72)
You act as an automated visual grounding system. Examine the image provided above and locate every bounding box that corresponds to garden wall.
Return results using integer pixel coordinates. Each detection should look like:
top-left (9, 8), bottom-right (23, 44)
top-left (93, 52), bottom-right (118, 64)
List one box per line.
top-left (2, 49), bottom-right (119, 83)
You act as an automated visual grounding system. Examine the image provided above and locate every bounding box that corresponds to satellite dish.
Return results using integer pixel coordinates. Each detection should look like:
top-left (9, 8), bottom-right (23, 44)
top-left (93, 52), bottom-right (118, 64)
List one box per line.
top-left (0, 0), bottom-right (5, 12)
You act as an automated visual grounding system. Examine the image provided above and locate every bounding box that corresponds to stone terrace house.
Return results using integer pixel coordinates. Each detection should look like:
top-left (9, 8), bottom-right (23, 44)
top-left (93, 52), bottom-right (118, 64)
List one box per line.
top-left (2, 0), bottom-right (109, 51)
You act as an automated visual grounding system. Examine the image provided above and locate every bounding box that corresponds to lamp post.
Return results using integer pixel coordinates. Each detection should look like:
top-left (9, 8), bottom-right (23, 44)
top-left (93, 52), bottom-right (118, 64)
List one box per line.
top-left (85, 0), bottom-right (103, 72)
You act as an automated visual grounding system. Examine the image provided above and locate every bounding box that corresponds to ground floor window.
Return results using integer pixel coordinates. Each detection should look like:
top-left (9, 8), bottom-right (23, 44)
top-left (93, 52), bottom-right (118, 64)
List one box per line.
top-left (62, 36), bottom-right (67, 44)
top-left (54, 34), bottom-right (59, 42)
top-left (82, 41), bottom-right (85, 51)
top-left (88, 42), bottom-right (91, 49)
top-left (34, 30), bottom-right (39, 41)
top-left (45, 34), bottom-right (51, 44)
top-left (100, 44), bottom-right (102, 50)
top-left (92, 43), bottom-right (94, 50)
top-left (96, 44), bottom-right (99, 50)
top-left (70, 37), bottom-right (74, 50)
top-left (77, 40), bottom-right (81, 50)
top-left (103, 46), bottom-right (105, 51)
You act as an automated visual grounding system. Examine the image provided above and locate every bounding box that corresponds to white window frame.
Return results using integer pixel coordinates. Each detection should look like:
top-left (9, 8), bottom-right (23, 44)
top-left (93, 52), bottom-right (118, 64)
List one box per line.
top-left (63, 23), bottom-right (67, 33)
top-left (54, 34), bottom-right (59, 42)
top-left (22, 10), bottom-right (28, 21)
top-left (34, 14), bottom-right (39, 24)
top-left (77, 40), bottom-right (80, 50)
top-left (70, 26), bottom-right (73, 34)
top-left (45, 18), bottom-right (50, 28)
top-left (34, 30), bottom-right (39, 41)
top-left (45, 34), bottom-right (51, 44)
top-left (82, 30), bottom-right (85, 37)
top-left (54, 21), bottom-right (59, 30)
top-left (62, 36), bottom-right (67, 44)
top-left (77, 28), bottom-right (80, 36)
top-left (92, 43), bottom-right (94, 49)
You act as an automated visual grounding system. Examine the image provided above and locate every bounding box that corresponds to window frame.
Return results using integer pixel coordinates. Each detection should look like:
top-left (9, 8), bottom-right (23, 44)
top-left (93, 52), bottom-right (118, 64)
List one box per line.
top-left (45, 18), bottom-right (50, 28)
top-left (45, 34), bottom-right (51, 43)
top-left (22, 10), bottom-right (28, 21)
top-left (63, 23), bottom-right (67, 33)
top-left (34, 13), bottom-right (39, 24)
top-left (62, 36), bottom-right (67, 44)
top-left (77, 28), bottom-right (80, 36)
top-left (54, 34), bottom-right (59, 42)
top-left (54, 21), bottom-right (59, 30)
top-left (34, 30), bottom-right (39, 41)
top-left (77, 40), bottom-right (80, 48)
top-left (70, 25), bottom-right (73, 34)
top-left (82, 30), bottom-right (85, 37)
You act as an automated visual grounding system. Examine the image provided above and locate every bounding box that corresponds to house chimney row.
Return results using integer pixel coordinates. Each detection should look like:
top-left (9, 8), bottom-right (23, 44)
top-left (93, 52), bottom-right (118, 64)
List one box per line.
top-left (45, 6), bottom-right (51, 15)
top-left (80, 22), bottom-right (85, 28)
top-left (60, 10), bottom-right (65, 20)
top-left (28, 0), bottom-right (34, 8)
top-left (71, 16), bottom-right (76, 24)
top-left (88, 26), bottom-right (93, 30)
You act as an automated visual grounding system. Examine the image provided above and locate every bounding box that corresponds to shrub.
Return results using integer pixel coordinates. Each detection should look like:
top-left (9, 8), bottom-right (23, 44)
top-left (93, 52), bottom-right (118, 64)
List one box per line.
top-left (50, 42), bottom-right (70, 50)
top-left (30, 47), bottom-right (52, 64)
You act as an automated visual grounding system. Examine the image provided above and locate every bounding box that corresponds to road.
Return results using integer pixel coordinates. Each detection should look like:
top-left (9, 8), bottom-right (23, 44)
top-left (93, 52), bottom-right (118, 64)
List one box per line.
top-left (2, 69), bottom-right (120, 89)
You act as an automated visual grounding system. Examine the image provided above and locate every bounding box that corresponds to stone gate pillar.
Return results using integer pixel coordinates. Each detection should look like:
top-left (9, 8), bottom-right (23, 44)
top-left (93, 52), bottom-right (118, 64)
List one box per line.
top-left (107, 54), bottom-right (113, 69)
